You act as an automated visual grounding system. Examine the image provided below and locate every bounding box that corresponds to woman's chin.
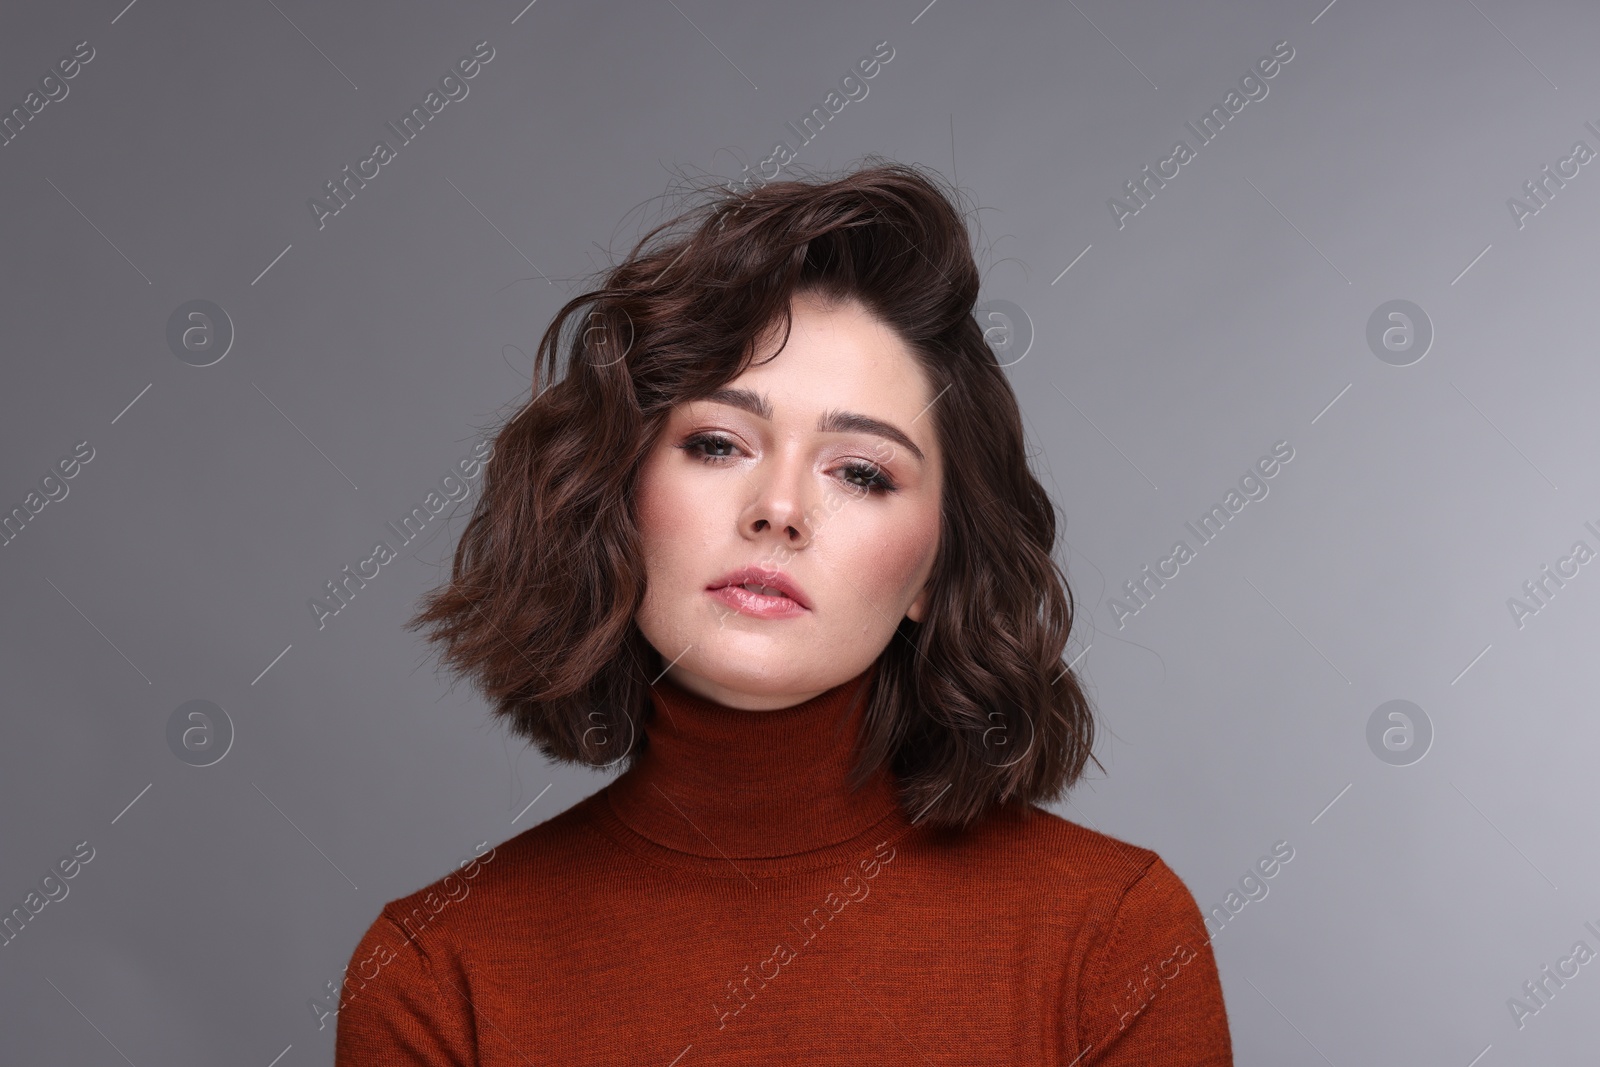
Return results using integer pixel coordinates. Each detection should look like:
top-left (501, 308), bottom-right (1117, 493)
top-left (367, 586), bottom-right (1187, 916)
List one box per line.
top-left (669, 652), bottom-right (826, 705)
top-left (702, 640), bottom-right (814, 680)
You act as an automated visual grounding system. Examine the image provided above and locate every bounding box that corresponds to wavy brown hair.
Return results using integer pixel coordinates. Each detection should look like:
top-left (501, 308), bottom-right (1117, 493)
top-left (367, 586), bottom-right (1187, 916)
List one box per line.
top-left (410, 158), bottom-right (1102, 831)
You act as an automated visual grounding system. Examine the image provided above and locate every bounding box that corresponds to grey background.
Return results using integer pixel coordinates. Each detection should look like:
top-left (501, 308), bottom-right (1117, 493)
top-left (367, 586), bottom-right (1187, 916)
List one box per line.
top-left (2, 0), bottom-right (1597, 1063)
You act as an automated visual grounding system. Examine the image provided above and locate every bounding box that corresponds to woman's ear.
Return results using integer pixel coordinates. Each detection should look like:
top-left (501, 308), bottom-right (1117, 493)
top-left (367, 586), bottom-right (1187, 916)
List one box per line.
top-left (905, 583), bottom-right (929, 623)
top-left (905, 540), bottom-right (938, 623)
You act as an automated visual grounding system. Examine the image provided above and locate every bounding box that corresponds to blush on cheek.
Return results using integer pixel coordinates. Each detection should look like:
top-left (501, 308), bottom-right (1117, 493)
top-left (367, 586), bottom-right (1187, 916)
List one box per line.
top-left (838, 515), bottom-right (937, 617)
top-left (635, 451), bottom-right (718, 549)
top-left (632, 447), bottom-right (729, 643)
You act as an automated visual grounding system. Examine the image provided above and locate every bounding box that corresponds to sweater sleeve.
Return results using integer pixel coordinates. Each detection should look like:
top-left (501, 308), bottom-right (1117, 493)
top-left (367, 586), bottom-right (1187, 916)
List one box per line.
top-left (1074, 858), bottom-right (1233, 1066)
top-left (334, 908), bottom-right (479, 1067)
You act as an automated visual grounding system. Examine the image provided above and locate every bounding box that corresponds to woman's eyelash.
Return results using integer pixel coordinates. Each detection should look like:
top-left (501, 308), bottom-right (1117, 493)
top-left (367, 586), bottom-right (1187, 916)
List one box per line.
top-left (681, 432), bottom-right (739, 462)
top-left (839, 462), bottom-right (898, 494)
top-left (677, 432), bottom-right (898, 494)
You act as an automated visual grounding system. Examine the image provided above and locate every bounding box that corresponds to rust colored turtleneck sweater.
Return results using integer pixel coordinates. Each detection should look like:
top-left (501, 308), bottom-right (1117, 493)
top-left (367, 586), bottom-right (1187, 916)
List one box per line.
top-left (335, 663), bottom-right (1233, 1065)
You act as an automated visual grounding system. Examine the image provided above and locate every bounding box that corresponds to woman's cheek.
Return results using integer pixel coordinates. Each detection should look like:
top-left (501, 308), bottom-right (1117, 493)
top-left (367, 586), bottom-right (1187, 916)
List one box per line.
top-left (639, 454), bottom-right (722, 541)
top-left (633, 453), bottom-right (680, 535)
top-left (838, 512), bottom-right (932, 608)
top-left (636, 464), bottom-right (733, 622)
top-left (634, 462), bottom-right (690, 621)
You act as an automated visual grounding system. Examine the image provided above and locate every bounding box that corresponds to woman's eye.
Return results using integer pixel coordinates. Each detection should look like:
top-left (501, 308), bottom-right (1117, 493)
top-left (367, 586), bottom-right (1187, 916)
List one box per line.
top-left (682, 433), bottom-right (739, 461)
top-left (680, 435), bottom-right (897, 494)
top-left (840, 462), bottom-right (897, 494)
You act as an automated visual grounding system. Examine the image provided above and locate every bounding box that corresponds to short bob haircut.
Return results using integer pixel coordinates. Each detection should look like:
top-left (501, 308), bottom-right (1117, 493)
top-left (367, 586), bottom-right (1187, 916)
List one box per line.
top-left (410, 158), bottom-right (1101, 831)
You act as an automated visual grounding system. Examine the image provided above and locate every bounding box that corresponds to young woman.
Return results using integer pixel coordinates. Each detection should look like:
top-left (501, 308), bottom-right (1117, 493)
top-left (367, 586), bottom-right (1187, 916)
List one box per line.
top-left (335, 161), bottom-right (1233, 1065)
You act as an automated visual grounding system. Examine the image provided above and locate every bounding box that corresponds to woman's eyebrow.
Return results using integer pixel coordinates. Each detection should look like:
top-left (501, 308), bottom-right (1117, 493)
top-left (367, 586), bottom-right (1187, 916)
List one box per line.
top-left (702, 387), bottom-right (926, 463)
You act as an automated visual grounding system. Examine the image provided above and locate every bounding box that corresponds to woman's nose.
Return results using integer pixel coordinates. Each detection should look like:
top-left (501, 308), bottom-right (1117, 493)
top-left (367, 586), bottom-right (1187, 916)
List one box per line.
top-left (741, 460), bottom-right (813, 546)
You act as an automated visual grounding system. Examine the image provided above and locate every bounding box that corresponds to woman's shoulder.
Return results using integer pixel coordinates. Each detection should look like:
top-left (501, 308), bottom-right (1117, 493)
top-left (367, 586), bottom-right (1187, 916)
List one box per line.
top-left (953, 800), bottom-right (1179, 896)
top-left (330, 792), bottom-right (619, 1056)
top-left (934, 801), bottom-right (1212, 941)
top-left (959, 805), bottom-right (1224, 1033)
top-left (360, 789), bottom-right (614, 949)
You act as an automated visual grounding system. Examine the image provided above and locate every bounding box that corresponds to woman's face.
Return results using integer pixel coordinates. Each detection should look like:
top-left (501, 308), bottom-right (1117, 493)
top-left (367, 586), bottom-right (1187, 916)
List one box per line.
top-left (633, 292), bottom-right (943, 710)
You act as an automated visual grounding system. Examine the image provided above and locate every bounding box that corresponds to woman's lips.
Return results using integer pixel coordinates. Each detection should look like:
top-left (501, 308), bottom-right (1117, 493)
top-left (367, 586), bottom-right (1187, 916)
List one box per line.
top-left (707, 583), bottom-right (811, 619)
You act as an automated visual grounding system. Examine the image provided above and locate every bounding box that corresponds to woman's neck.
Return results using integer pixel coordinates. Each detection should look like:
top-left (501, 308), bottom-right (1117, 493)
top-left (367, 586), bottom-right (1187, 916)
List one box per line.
top-left (604, 660), bottom-right (902, 859)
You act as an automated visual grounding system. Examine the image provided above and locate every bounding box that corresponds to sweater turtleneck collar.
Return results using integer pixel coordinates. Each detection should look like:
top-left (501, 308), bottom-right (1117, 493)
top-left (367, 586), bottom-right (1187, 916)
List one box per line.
top-left (603, 660), bottom-right (905, 861)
